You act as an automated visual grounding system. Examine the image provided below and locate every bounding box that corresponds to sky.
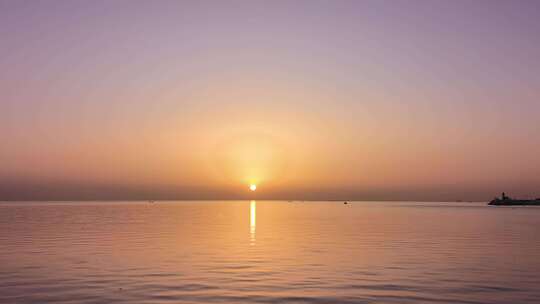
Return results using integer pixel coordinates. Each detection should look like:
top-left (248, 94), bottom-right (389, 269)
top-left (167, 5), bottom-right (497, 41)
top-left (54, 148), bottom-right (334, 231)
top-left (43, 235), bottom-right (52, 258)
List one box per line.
top-left (1, 0), bottom-right (540, 201)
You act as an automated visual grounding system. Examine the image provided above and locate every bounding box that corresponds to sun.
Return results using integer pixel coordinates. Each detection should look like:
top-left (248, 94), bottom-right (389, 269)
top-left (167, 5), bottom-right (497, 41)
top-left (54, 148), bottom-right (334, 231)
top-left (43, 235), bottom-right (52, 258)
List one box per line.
top-left (249, 184), bottom-right (257, 191)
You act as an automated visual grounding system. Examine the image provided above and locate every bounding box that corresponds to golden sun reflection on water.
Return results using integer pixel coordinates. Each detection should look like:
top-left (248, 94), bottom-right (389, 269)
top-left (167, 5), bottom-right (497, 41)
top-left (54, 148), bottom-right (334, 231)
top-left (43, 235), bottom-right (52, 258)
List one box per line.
top-left (250, 200), bottom-right (256, 244)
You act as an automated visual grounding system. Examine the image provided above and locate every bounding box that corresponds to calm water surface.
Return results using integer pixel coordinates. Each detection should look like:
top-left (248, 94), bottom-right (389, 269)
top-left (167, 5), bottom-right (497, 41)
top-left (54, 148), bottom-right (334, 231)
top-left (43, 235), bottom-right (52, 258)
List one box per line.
top-left (1, 201), bottom-right (540, 303)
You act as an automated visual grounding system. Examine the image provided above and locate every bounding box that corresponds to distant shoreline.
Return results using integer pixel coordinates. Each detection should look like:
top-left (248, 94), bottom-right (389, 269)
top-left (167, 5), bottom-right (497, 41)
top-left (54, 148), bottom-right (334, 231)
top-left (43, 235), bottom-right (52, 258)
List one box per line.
top-left (0, 199), bottom-right (487, 203)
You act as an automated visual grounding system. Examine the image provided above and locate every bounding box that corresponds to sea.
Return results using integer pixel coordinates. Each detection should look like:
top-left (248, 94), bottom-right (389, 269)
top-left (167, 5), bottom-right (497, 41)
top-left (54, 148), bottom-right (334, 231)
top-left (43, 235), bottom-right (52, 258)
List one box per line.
top-left (1, 201), bottom-right (539, 303)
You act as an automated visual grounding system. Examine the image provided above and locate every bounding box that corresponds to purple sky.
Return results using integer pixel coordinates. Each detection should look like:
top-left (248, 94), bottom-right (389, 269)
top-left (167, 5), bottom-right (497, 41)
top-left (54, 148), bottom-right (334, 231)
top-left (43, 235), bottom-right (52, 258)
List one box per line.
top-left (1, 0), bottom-right (540, 201)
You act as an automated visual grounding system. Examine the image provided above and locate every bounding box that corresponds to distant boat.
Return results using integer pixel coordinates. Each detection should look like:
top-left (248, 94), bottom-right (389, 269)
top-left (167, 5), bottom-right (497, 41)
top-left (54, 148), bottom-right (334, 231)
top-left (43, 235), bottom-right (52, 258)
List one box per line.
top-left (489, 192), bottom-right (540, 206)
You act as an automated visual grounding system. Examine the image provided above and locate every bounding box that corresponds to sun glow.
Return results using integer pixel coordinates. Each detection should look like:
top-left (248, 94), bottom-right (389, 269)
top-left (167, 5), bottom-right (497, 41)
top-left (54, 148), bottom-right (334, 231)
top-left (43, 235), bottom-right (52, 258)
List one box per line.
top-left (212, 133), bottom-right (287, 191)
top-left (250, 184), bottom-right (257, 191)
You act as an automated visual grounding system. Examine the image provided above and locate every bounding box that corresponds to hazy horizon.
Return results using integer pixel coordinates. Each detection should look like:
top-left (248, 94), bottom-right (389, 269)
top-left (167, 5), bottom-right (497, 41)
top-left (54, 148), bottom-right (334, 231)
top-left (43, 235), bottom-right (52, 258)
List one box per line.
top-left (2, 0), bottom-right (540, 201)
top-left (1, 174), bottom-right (537, 202)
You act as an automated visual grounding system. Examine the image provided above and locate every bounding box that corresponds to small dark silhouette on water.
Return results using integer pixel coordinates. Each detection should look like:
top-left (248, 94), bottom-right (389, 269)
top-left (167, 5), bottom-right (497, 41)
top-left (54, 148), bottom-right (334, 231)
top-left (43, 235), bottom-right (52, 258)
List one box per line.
top-left (489, 192), bottom-right (540, 206)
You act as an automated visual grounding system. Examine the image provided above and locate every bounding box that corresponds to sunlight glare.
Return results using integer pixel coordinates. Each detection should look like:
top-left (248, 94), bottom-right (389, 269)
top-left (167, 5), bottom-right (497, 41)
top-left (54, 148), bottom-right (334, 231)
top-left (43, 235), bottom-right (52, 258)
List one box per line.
top-left (250, 200), bottom-right (256, 244)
